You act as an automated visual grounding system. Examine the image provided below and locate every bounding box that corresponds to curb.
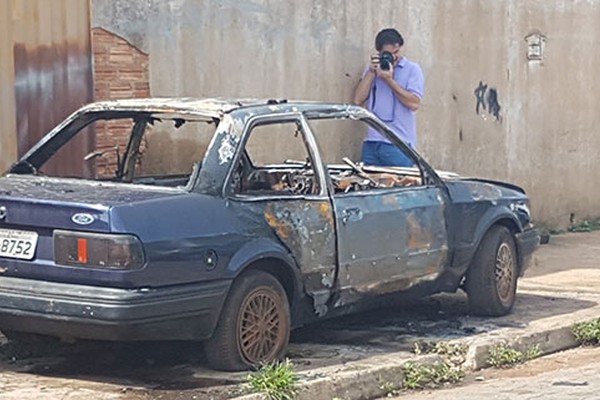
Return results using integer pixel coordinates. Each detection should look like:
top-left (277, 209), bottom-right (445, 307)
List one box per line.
top-left (235, 354), bottom-right (443, 400)
top-left (235, 322), bottom-right (587, 400)
top-left (463, 325), bottom-right (579, 370)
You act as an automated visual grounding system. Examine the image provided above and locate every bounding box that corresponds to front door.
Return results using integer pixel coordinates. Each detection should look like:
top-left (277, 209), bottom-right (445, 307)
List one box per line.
top-left (333, 185), bottom-right (448, 305)
top-left (302, 113), bottom-right (449, 307)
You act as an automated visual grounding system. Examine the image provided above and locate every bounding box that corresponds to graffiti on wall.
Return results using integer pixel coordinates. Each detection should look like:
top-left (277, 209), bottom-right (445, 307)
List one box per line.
top-left (474, 81), bottom-right (501, 121)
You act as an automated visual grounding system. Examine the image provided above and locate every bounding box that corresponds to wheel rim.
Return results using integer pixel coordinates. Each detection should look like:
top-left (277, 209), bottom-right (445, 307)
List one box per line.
top-left (495, 242), bottom-right (515, 303)
top-left (237, 288), bottom-right (285, 364)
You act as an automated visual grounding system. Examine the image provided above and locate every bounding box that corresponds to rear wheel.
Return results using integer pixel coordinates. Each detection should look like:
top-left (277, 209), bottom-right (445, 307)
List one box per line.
top-left (204, 270), bottom-right (290, 371)
top-left (466, 225), bottom-right (518, 316)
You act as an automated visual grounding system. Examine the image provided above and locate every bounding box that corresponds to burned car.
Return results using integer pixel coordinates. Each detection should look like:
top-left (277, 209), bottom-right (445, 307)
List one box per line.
top-left (0, 98), bottom-right (539, 371)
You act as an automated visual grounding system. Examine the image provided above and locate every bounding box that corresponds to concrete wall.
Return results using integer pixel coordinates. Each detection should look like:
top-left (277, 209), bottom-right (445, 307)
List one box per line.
top-left (91, 0), bottom-right (600, 228)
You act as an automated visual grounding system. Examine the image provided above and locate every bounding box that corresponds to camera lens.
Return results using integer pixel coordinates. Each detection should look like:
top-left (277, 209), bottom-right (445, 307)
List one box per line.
top-left (379, 51), bottom-right (394, 71)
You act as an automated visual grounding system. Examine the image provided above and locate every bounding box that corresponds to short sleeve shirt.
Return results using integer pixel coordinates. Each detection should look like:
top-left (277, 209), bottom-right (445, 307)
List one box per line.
top-left (364, 57), bottom-right (425, 148)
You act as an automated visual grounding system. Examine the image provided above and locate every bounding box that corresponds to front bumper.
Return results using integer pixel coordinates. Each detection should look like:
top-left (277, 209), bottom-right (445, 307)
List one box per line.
top-left (0, 277), bottom-right (231, 341)
top-left (515, 227), bottom-right (540, 276)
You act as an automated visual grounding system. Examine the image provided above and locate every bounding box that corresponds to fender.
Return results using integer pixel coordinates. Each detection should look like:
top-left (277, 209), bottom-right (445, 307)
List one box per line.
top-left (473, 205), bottom-right (523, 247)
top-left (227, 237), bottom-right (301, 295)
top-left (451, 205), bottom-right (522, 271)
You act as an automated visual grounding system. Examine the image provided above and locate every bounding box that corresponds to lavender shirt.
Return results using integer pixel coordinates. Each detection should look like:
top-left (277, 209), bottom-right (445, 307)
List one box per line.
top-left (364, 57), bottom-right (425, 148)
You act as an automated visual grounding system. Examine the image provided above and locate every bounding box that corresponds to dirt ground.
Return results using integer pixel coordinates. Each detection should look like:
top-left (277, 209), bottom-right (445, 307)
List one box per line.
top-left (0, 231), bottom-right (599, 400)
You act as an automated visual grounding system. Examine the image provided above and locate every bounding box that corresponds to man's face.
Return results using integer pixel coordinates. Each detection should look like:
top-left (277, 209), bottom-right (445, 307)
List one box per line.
top-left (381, 43), bottom-right (402, 64)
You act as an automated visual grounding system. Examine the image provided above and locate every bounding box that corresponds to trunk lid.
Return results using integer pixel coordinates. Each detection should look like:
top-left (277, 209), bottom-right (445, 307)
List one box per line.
top-left (0, 175), bottom-right (184, 232)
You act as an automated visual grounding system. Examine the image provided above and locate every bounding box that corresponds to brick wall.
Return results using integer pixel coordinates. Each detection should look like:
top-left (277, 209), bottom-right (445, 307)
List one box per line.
top-left (91, 27), bottom-right (150, 177)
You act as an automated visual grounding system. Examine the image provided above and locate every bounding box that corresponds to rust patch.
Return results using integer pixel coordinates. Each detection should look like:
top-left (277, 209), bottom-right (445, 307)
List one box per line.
top-left (264, 210), bottom-right (289, 239)
top-left (407, 212), bottom-right (432, 250)
top-left (319, 202), bottom-right (334, 225)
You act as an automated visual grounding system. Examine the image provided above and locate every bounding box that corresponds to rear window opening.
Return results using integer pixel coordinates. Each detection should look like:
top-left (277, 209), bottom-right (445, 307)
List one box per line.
top-left (12, 112), bottom-right (218, 188)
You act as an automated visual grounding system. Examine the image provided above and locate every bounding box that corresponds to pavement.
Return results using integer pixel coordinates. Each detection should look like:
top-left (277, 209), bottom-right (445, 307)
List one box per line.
top-left (1, 231), bottom-right (600, 400)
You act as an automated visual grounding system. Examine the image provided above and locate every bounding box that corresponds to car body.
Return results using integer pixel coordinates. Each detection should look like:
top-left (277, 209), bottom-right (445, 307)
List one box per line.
top-left (0, 98), bottom-right (539, 370)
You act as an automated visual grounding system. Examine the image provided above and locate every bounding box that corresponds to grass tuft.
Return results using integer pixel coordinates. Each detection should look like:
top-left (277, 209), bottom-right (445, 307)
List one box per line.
top-left (572, 319), bottom-right (600, 345)
top-left (401, 361), bottom-right (464, 390)
top-left (246, 359), bottom-right (298, 400)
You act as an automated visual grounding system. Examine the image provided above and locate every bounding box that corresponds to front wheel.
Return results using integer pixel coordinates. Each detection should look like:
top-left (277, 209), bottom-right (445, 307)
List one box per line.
top-left (466, 225), bottom-right (518, 316)
top-left (204, 270), bottom-right (291, 371)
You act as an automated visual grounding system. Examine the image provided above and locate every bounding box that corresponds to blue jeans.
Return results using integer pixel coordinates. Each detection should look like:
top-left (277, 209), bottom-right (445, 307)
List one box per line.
top-left (361, 141), bottom-right (414, 167)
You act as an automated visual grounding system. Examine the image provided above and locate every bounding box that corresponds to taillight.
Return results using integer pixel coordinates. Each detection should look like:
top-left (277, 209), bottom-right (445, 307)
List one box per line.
top-left (53, 230), bottom-right (145, 270)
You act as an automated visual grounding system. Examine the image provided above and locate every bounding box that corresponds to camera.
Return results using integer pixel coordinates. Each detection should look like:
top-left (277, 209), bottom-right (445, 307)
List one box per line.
top-left (379, 51), bottom-right (394, 71)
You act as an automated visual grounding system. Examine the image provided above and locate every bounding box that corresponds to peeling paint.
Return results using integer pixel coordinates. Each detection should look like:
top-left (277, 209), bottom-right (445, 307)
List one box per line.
top-left (217, 133), bottom-right (238, 165)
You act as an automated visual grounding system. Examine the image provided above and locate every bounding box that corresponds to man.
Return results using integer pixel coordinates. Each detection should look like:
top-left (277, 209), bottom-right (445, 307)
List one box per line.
top-left (353, 28), bottom-right (425, 167)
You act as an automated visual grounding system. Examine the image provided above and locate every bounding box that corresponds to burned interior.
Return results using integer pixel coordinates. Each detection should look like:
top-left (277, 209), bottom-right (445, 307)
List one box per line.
top-left (9, 103), bottom-right (424, 195)
top-left (230, 115), bottom-right (423, 196)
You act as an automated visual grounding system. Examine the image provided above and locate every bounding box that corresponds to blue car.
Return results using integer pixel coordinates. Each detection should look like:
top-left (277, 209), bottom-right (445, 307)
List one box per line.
top-left (0, 98), bottom-right (539, 371)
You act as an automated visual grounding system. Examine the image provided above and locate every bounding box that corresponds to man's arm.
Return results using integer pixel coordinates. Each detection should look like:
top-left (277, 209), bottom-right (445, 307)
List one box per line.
top-left (353, 55), bottom-right (381, 105)
top-left (377, 68), bottom-right (421, 111)
top-left (353, 69), bottom-right (376, 105)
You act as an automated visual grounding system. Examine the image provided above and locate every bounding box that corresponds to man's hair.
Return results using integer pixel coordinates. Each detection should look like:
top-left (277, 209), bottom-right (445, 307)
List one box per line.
top-left (375, 28), bottom-right (404, 51)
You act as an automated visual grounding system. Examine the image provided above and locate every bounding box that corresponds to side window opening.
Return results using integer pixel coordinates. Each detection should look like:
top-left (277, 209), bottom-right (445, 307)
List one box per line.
top-left (231, 120), bottom-right (320, 196)
top-left (305, 116), bottom-right (423, 194)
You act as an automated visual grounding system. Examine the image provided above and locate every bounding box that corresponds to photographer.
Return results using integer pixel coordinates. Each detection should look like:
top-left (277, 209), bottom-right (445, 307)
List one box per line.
top-left (353, 28), bottom-right (425, 167)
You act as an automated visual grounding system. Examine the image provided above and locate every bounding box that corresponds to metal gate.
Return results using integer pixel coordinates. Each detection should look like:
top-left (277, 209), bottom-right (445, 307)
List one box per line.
top-left (0, 0), bottom-right (94, 176)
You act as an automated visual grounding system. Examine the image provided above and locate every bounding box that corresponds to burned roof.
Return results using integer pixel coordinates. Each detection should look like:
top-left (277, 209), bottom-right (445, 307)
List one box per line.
top-left (78, 98), bottom-right (365, 119)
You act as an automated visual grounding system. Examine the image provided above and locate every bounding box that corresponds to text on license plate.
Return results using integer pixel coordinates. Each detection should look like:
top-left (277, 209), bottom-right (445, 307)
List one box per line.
top-left (0, 229), bottom-right (38, 260)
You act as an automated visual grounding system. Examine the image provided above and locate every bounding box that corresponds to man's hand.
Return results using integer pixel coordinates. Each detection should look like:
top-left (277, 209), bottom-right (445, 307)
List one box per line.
top-left (369, 54), bottom-right (380, 74)
top-left (376, 65), bottom-right (394, 82)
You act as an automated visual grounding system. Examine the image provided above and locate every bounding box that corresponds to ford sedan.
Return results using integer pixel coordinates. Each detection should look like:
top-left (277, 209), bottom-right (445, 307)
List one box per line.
top-left (0, 98), bottom-right (539, 371)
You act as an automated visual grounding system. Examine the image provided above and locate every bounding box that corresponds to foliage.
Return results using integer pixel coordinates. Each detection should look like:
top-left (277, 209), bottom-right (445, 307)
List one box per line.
top-left (572, 319), bottom-right (600, 345)
top-left (487, 344), bottom-right (542, 368)
top-left (246, 359), bottom-right (299, 400)
top-left (401, 361), bottom-right (464, 390)
top-left (487, 345), bottom-right (524, 368)
top-left (525, 344), bottom-right (542, 360)
top-left (568, 218), bottom-right (600, 233)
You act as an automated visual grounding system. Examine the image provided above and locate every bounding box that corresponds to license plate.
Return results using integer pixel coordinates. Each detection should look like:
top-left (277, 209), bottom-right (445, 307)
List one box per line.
top-left (0, 229), bottom-right (38, 260)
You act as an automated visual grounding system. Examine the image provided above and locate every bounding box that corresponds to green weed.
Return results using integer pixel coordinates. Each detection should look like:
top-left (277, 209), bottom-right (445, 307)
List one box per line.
top-left (572, 319), bottom-right (600, 345)
top-left (401, 361), bottom-right (464, 390)
top-left (487, 344), bottom-right (542, 368)
top-left (246, 359), bottom-right (298, 400)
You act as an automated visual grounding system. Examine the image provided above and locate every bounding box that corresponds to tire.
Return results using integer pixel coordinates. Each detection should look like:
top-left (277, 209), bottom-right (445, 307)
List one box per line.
top-left (466, 225), bottom-right (518, 316)
top-left (204, 270), bottom-right (291, 371)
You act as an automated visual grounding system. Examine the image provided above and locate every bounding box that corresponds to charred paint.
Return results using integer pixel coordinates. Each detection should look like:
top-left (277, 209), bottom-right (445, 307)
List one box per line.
top-left (470, 183), bottom-right (503, 201)
top-left (407, 212), bottom-right (432, 250)
top-left (263, 201), bottom-right (336, 311)
top-left (333, 186), bottom-right (449, 307)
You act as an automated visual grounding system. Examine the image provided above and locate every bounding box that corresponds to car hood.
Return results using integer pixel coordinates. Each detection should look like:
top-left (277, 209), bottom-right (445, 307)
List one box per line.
top-left (436, 170), bottom-right (526, 195)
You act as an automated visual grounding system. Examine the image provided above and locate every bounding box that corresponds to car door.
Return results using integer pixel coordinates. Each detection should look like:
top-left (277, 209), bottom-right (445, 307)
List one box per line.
top-left (226, 115), bottom-right (337, 315)
top-left (303, 113), bottom-right (449, 306)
